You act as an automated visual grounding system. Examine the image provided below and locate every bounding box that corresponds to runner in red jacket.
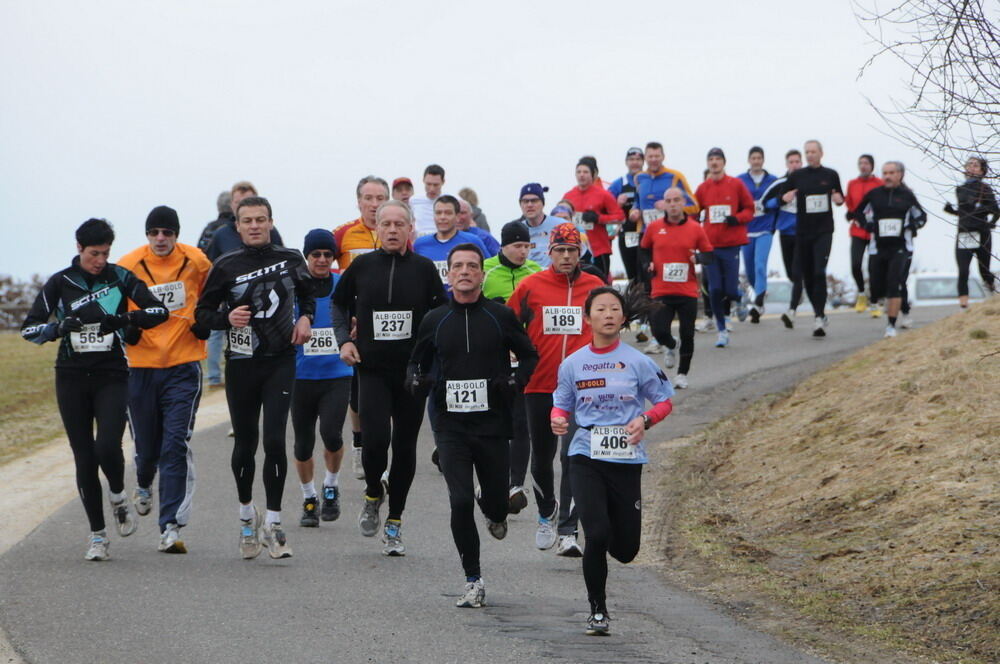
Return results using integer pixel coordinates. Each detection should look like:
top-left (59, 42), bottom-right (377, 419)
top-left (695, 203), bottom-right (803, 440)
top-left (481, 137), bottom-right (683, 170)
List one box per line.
top-left (508, 223), bottom-right (604, 557)
top-left (561, 159), bottom-right (624, 278)
top-left (844, 154), bottom-right (883, 312)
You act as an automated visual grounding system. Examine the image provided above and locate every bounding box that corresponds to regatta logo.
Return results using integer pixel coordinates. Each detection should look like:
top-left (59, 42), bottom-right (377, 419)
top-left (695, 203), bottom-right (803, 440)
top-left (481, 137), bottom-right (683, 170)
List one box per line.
top-left (70, 286), bottom-right (113, 310)
top-left (235, 261), bottom-right (288, 284)
top-left (575, 378), bottom-right (606, 390)
top-left (582, 361), bottom-right (626, 372)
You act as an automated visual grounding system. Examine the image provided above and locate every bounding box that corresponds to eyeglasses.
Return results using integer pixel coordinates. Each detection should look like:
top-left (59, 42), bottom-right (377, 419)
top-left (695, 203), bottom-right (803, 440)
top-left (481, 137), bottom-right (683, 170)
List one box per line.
top-left (146, 228), bottom-right (176, 237)
top-left (309, 251), bottom-right (335, 258)
top-left (520, 198), bottom-right (542, 205)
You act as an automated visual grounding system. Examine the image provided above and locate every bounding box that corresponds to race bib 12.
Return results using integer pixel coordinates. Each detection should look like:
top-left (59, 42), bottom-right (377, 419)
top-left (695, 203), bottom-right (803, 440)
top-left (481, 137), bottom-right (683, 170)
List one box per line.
top-left (805, 194), bottom-right (830, 214)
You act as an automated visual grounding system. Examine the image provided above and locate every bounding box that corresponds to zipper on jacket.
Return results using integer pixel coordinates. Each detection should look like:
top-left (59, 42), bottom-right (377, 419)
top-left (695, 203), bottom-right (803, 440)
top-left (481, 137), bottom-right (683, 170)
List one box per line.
top-left (464, 309), bottom-right (470, 353)
top-left (562, 272), bottom-right (572, 361)
top-left (388, 255), bottom-right (396, 303)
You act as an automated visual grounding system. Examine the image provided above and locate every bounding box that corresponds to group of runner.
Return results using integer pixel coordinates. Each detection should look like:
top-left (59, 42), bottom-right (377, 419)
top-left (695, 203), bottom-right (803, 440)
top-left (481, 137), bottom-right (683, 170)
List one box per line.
top-left (20, 143), bottom-right (996, 636)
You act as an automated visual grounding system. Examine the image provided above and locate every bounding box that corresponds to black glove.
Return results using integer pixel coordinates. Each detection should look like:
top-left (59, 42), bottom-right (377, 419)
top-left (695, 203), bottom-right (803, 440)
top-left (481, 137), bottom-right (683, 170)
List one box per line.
top-left (57, 316), bottom-right (83, 337)
top-left (190, 321), bottom-right (211, 340)
top-left (404, 371), bottom-right (431, 399)
top-left (621, 219), bottom-right (636, 232)
top-left (123, 325), bottom-right (143, 346)
top-left (491, 374), bottom-right (519, 400)
top-left (694, 252), bottom-right (715, 265)
top-left (724, 215), bottom-right (739, 226)
top-left (845, 210), bottom-right (857, 222)
top-left (943, 202), bottom-right (957, 215)
top-left (581, 211), bottom-right (599, 225)
top-left (99, 313), bottom-right (132, 335)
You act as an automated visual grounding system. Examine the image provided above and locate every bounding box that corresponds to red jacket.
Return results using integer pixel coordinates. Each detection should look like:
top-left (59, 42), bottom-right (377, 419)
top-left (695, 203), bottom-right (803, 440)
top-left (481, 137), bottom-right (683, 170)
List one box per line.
top-left (640, 218), bottom-right (714, 298)
top-left (694, 175), bottom-right (755, 248)
top-left (507, 266), bottom-right (605, 393)
top-left (845, 176), bottom-right (884, 240)
top-left (560, 185), bottom-right (624, 257)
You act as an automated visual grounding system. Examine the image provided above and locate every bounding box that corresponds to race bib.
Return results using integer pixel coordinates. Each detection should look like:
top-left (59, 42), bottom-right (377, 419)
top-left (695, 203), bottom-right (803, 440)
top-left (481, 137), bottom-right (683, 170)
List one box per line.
top-left (708, 205), bottom-right (730, 224)
top-left (149, 281), bottom-right (185, 312)
top-left (228, 326), bottom-right (253, 356)
top-left (754, 200), bottom-right (765, 217)
top-left (542, 306), bottom-right (583, 335)
top-left (642, 209), bottom-right (665, 223)
top-left (433, 260), bottom-right (449, 283)
top-left (662, 262), bottom-right (689, 283)
top-left (350, 248), bottom-right (374, 258)
top-left (805, 194), bottom-right (830, 214)
top-left (590, 426), bottom-right (636, 460)
top-left (878, 218), bottom-right (903, 237)
top-left (373, 311), bottom-right (412, 340)
top-left (957, 232), bottom-right (979, 250)
top-left (70, 323), bottom-right (113, 353)
top-left (623, 232), bottom-right (640, 248)
top-left (573, 212), bottom-right (594, 231)
top-left (445, 379), bottom-right (489, 413)
top-left (303, 327), bottom-right (338, 355)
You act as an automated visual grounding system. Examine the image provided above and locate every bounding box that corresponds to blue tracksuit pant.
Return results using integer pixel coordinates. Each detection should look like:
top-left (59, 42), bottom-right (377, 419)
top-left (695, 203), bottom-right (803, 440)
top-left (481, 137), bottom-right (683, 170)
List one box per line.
top-left (705, 246), bottom-right (743, 330)
top-left (128, 362), bottom-right (201, 532)
top-left (742, 233), bottom-right (774, 303)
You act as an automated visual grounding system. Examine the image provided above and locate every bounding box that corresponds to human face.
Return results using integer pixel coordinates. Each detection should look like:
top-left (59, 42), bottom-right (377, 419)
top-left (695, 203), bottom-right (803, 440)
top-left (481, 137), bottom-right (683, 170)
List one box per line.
top-left (786, 152), bottom-right (802, 172)
top-left (645, 148), bottom-right (664, 172)
top-left (77, 243), bottom-right (111, 275)
top-left (392, 183), bottom-right (413, 203)
top-left (749, 153), bottom-right (764, 171)
top-left (552, 206), bottom-right (573, 221)
top-left (423, 174), bottom-right (444, 199)
top-left (804, 142), bottom-right (823, 167)
top-left (457, 201), bottom-right (473, 230)
top-left (663, 189), bottom-right (686, 220)
top-left (858, 157), bottom-right (874, 178)
top-left (626, 153), bottom-right (644, 174)
top-left (519, 195), bottom-right (544, 222)
top-left (376, 206), bottom-right (411, 252)
top-left (434, 201), bottom-right (458, 236)
top-left (306, 249), bottom-right (334, 278)
top-left (447, 250), bottom-right (484, 296)
top-left (230, 188), bottom-right (255, 214)
top-left (706, 155), bottom-right (726, 177)
top-left (236, 205), bottom-right (273, 247)
top-left (585, 292), bottom-right (626, 339)
top-left (575, 165), bottom-right (594, 188)
top-left (357, 182), bottom-right (389, 227)
top-left (882, 163), bottom-right (903, 188)
top-left (549, 244), bottom-right (580, 274)
top-left (965, 158), bottom-right (985, 178)
top-left (146, 228), bottom-right (177, 257)
top-left (501, 241), bottom-right (530, 266)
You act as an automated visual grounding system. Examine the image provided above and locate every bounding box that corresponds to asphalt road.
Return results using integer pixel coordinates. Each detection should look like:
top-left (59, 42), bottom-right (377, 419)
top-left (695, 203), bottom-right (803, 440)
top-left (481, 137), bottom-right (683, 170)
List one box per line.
top-left (0, 305), bottom-right (958, 664)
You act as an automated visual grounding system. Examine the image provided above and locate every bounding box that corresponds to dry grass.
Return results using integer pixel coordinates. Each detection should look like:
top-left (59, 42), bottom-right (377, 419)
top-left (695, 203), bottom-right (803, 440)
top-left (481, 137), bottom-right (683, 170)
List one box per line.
top-left (0, 331), bottom-right (62, 464)
top-left (644, 302), bottom-right (1000, 664)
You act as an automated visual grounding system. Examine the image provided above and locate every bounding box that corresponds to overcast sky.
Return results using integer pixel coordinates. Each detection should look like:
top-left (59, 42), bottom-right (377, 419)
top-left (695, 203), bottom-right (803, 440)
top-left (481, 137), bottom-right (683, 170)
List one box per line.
top-left (0, 1), bottom-right (987, 282)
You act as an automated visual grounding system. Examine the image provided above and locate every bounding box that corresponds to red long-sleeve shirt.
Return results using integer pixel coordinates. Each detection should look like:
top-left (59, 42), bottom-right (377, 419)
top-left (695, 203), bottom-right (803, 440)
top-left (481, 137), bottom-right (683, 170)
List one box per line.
top-left (561, 185), bottom-right (625, 258)
top-left (694, 175), bottom-right (755, 248)
top-left (845, 175), bottom-right (884, 240)
top-left (640, 218), bottom-right (714, 298)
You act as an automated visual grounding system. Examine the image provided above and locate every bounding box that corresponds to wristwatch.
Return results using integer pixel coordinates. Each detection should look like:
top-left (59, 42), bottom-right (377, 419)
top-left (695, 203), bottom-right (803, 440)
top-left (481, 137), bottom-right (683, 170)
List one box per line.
top-left (642, 414), bottom-right (652, 430)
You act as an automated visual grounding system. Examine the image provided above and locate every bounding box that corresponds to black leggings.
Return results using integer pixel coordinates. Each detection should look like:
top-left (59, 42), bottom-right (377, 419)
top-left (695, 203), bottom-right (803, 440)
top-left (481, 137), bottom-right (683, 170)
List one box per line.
top-left (870, 246), bottom-right (909, 301)
top-left (509, 392), bottom-right (530, 488)
top-left (524, 392), bottom-right (578, 534)
top-left (225, 355), bottom-right (295, 511)
top-left (357, 365), bottom-right (425, 520)
top-left (618, 233), bottom-right (639, 282)
top-left (570, 455), bottom-right (642, 612)
top-left (650, 295), bottom-right (697, 374)
top-left (292, 377), bottom-right (351, 462)
top-left (436, 432), bottom-right (509, 578)
top-left (592, 253), bottom-right (611, 279)
top-left (850, 236), bottom-right (868, 294)
top-left (700, 269), bottom-right (713, 318)
top-left (56, 369), bottom-right (128, 532)
top-left (956, 232), bottom-right (996, 296)
top-left (779, 234), bottom-right (803, 310)
top-left (794, 232), bottom-right (833, 317)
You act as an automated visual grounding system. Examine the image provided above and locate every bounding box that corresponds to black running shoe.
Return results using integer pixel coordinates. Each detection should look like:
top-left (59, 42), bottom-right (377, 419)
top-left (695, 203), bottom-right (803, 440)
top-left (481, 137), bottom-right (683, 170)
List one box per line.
top-left (431, 447), bottom-right (441, 473)
top-left (586, 612), bottom-right (610, 636)
top-left (321, 486), bottom-right (341, 522)
top-left (300, 497), bottom-right (319, 527)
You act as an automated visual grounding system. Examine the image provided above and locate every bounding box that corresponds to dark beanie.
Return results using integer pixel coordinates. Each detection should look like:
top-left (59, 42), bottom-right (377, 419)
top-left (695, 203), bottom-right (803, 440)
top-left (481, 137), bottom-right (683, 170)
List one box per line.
top-left (145, 206), bottom-right (180, 233)
top-left (303, 228), bottom-right (336, 256)
top-left (501, 221), bottom-right (530, 246)
top-left (707, 147), bottom-right (726, 161)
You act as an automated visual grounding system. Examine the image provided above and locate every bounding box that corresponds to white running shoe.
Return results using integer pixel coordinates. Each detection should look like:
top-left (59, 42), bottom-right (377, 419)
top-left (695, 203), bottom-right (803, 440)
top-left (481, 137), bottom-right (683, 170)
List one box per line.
top-left (110, 495), bottom-right (137, 537)
top-left (556, 534), bottom-right (583, 557)
top-left (352, 446), bottom-right (365, 480)
top-left (358, 494), bottom-right (383, 537)
top-left (643, 340), bottom-right (663, 355)
top-left (663, 348), bottom-right (676, 369)
top-left (84, 531), bottom-right (110, 561)
top-left (674, 373), bottom-right (689, 389)
top-left (884, 325), bottom-right (897, 338)
top-left (380, 469), bottom-right (390, 497)
top-left (535, 502), bottom-right (559, 550)
top-left (715, 330), bottom-right (730, 348)
top-left (456, 578), bottom-right (486, 608)
top-left (900, 315), bottom-right (913, 329)
top-left (133, 487), bottom-right (152, 517)
top-left (158, 523), bottom-right (186, 554)
top-left (695, 318), bottom-right (715, 333)
top-left (262, 522), bottom-right (293, 559)
top-left (239, 506), bottom-right (263, 559)
top-left (812, 316), bottom-right (828, 338)
top-left (781, 310), bottom-right (795, 329)
top-left (382, 519), bottom-right (405, 556)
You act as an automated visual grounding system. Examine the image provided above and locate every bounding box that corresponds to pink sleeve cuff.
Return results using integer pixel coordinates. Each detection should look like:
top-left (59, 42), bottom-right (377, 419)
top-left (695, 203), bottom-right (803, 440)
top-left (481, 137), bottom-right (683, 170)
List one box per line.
top-left (550, 407), bottom-right (571, 421)
top-left (644, 399), bottom-right (673, 426)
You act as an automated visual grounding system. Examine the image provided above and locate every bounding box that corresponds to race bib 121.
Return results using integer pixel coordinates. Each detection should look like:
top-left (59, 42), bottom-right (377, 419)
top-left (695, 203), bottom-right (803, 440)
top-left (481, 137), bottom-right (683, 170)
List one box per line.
top-left (445, 379), bottom-right (489, 413)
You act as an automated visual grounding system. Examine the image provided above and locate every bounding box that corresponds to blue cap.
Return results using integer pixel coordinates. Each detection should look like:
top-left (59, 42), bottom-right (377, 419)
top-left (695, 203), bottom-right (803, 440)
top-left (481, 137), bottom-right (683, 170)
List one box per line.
top-left (519, 182), bottom-right (548, 202)
top-left (303, 228), bottom-right (336, 256)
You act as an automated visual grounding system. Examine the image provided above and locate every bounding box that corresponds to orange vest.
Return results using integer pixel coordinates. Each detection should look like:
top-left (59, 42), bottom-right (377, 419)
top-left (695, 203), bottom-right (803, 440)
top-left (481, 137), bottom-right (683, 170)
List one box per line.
top-left (118, 242), bottom-right (212, 368)
top-left (333, 218), bottom-right (380, 270)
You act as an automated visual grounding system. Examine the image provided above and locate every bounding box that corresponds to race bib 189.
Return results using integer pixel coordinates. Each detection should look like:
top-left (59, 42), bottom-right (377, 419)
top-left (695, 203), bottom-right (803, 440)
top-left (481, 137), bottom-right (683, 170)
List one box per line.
top-left (373, 311), bottom-right (412, 340)
top-left (642, 209), bottom-right (665, 223)
top-left (590, 425), bottom-right (636, 460)
top-left (878, 218), bottom-right (903, 237)
top-left (303, 327), bottom-right (338, 355)
top-left (662, 262), bottom-right (689, 283)
top-left (623, 232), bottom-right (640, 248)
top-left (957, 232), bottom-right (980, 250)
top-left (228, 326), bottom-right (253, 356)
top-left (708, 205), bottom-right (730, 224)
top-left (70, 323), bottom-right (113, 353)
top-left (445, 379), bottom-right (489, 413)
top-left (433, 260), bottom-right (449, 283)
top-left (805, 194), bottom-right (830, 214)
top-left (542, 306), bottom-right (583, 335)
top-left (149, 281), bottom-right (186, 312)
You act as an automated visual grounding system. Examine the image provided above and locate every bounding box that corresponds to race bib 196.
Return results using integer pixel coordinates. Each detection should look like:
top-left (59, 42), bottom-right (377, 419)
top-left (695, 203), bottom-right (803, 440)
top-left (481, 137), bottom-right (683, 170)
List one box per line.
top-left (228, 326), bottom-right (253, 355)
top-left (373, 311), bottom-right (412, 340)
top-left (878, 218), bottom-right (903, 237)
top-left (662, 262), bottom-right (689, 283)
top-left (433, 260), bottom-right (449, 283)
top-left (957, 232), bottom-right (979, 250)
top-left (708, 205), bottom-right (731, 224)
top-left (445, 379), bottom-right (489, 413)
top-left (149, 281), bottom-right (186, 312)
top-left (805, 194), bottom-right (830, 214)
top-left (624, 232), bottom-right (640, 248)
top-left (70, 323), bottom-right (113, 353)
top-left (642, 209), bottom-right (665, 223)
top-left (590, 425), bottom-right (636, 460)
top-left (542, 306), bottom-right (582, 335)
top-left (303, 327), bottom-right (338, 356)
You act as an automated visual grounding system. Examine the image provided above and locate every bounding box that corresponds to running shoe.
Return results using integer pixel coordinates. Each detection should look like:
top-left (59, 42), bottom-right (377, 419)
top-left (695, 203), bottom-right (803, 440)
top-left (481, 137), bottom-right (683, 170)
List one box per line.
top-left (487, 518), bottom-right (508, 540)
top-left (715, 330), bottom-right (730, 348)
top-left (456, 578), bottom-right (486, 608)
top-left (84, 531), bottom-right (110, 561)
top-left (870, 305), bottom-right (883, 318)
top-left (381, 470), bottom-right (390, 497)
top-left (663, 348), bottom-right (676, 369)
top-left (812, 316), bottom-right (828, 338)
top-left (300, 496), bottom-right (320, 528)
top-left (781, 310), bottom-right (795, 329)
top-left (111, 495), bottom-right (137, 537)
top-left (695, 318), bottom-right (715, 333)
top-left (535, 502), bottom-right (558, 550)
top-left (736, 301), bottom-right (749, 322)
top-left (635, 328), bottom-right (649, 343)
top-left (749, 303), bottom-right (761, 324)
top-left (674, 373), bottom-right (689, 389)
top-left (239, 507), bottom-right (263, 560)
top-left (158, 523), bottom-right (186, 554)
top-left (556, 534), bottom-right (583, 557)
top-left (133, 487), bottom-right (152, 517)
top-left (262, 522), bottom-right (293, 559)
top-left (431, 447), bottom-right (441, 472)
top-left (854, 294), bottom-right (869, 313)
top-left (884, 325), bottom-right (897, 338)
top-left (586, 612), bottom-right (610, 636)
top-left (358, 494), bottom-right (384, 537)
top-left (508, 485), bottom-right (529, 515)
top-left (227, 428), bottom-right (234, 438)
top-left (382, 519), bottom-right (405, 556)
top-left (321, 485), bottom-right (341, 522)
top-left (900, 315), bottom-right (914, 329)
top-left (643, 340), bottom-right (663, 355)
top-left (352, 445), bottom-right (365, 480)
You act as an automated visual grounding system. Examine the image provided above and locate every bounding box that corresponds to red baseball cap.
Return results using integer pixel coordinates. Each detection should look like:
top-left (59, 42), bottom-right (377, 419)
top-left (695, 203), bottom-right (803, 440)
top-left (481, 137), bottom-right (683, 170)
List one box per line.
top-left (392, 177), bottom-right (413, 189)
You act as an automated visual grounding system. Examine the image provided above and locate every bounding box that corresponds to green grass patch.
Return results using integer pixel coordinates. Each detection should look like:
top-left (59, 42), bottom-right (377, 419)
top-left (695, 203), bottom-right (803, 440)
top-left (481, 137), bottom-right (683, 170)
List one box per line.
top-left (0, 331), bottom-right (62, 464)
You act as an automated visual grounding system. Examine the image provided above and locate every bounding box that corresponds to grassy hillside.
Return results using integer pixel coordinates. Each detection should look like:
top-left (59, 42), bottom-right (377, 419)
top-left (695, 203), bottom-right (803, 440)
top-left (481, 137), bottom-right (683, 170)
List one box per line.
top-left (0, 332), bottom-right (61, 464)
top-left (645, 301), bottom-right (1000, 663)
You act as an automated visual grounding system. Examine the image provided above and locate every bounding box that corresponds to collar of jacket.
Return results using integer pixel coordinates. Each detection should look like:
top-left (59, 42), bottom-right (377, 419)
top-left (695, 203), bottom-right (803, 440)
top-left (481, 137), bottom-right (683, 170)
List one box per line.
top-left (498, 251), bottom-right (521, 270)
top-left (241, 243), bottom-right (274, 256)
top-left (546, 264), bottom-right (582, 283)
top-left (71, 255), bottom-right (113, 283)
top-left (448, 293), bottom-right (486, 311)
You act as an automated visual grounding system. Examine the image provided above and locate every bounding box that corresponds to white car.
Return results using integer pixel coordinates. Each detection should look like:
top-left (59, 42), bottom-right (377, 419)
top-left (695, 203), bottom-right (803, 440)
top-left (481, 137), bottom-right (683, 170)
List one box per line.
top-left (906, 271), bottom-right (987, 307)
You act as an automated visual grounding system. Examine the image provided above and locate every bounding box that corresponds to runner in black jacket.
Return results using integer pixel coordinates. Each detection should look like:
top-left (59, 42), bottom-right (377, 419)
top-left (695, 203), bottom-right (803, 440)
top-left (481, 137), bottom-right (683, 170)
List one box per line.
top-left (194, 196), bottom-right (314, 561)
top-left (332, 200), bottom-right (446, 555)
top-left (21, 218), bottom-right (168, 561)
top-left (944, 156), bottom-right (999, 304)
top-left (407, 243), bottom-right (538, 607)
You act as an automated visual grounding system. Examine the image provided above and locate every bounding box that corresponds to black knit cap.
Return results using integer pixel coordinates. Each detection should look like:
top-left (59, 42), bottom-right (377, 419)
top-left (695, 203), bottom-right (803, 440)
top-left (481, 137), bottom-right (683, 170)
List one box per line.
top-left (145, 205), bottom-right (180, 233)
top-left (500, 221), bottom-right (530, 246)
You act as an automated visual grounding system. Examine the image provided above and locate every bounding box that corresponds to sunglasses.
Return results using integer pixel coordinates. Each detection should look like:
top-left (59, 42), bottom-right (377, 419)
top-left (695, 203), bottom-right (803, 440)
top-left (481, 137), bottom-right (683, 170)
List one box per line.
top-left (146, 228), bottom-right (176, 237)
top-left (309, 251), bottom-right (335, 258)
